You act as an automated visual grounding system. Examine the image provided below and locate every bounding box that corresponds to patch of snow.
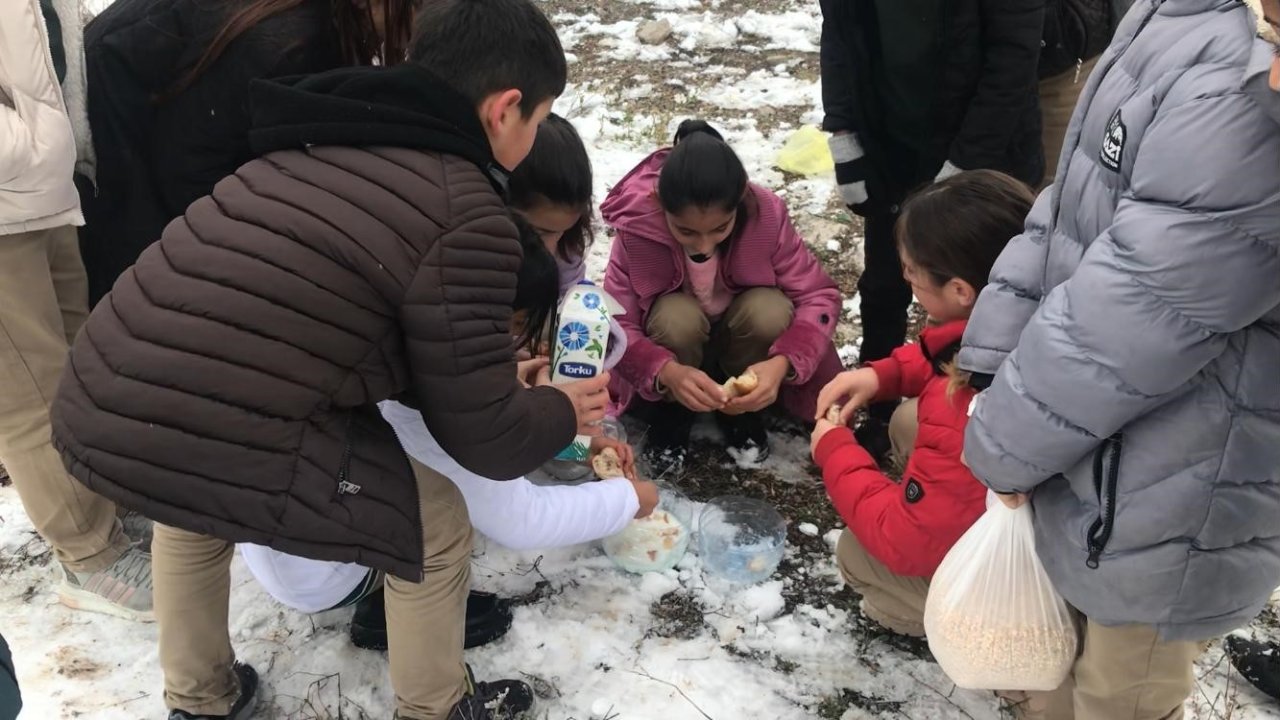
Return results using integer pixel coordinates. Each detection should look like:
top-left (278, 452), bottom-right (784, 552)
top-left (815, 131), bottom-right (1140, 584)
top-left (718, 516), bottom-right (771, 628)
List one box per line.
top-left (727, 443), bottom-right (767, 469)
top-left (701, 70), bottom-right (820, 111)
top-left (736, 580), bottom-right (787, 622)
top-left (799, 522), bottom-right (821, 537)
top-left (735, 10), bottom-right (822, 52)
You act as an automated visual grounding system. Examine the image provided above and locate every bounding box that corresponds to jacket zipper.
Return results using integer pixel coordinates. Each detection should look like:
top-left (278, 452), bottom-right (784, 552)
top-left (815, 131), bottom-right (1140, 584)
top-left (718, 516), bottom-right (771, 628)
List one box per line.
top-left (1085, 434), bottom-right (1123, 568)
top-left (335, 413), bottom-right (360, 498)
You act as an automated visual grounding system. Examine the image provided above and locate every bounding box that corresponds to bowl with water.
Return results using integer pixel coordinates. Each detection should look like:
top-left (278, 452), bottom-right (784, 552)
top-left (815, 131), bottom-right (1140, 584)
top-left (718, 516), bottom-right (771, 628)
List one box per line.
top-left (603, 482), bottom-right (695, 574)
top-left (697, 496), bottom-right (787, 585)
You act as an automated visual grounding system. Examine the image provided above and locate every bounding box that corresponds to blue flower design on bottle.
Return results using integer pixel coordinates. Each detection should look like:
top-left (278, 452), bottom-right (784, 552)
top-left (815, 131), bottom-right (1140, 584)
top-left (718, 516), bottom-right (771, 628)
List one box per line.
top-left (582, 292), bottom-right (601, 310)
top-left (559, 321), bottom-right (590, 351)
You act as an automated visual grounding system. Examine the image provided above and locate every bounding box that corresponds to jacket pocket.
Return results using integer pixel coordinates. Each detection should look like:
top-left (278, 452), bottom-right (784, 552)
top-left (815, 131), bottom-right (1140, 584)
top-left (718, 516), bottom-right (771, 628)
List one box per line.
top-left (1085, 434), bottom-right (1123, 568)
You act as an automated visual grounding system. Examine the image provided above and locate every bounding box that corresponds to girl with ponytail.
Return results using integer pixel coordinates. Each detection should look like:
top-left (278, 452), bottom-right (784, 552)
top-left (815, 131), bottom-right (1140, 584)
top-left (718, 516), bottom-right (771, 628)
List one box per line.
top-left (603, 120), bottom-right (842, 473)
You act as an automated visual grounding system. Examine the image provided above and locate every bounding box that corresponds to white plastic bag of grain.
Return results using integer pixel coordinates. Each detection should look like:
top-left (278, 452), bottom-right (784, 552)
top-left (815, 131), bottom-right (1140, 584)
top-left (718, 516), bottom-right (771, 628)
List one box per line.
top-left (923, 492), bottom-right (1077, 691)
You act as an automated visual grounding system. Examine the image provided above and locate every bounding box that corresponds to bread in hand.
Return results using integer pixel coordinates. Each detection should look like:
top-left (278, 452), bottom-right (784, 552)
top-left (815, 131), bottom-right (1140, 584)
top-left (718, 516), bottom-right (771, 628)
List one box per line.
top-left (826, 404), bottom-right (843, 424)
top-left (592, 447), bottom-right (625, 478)
top-left (721, 369), bottom-right (759, 399)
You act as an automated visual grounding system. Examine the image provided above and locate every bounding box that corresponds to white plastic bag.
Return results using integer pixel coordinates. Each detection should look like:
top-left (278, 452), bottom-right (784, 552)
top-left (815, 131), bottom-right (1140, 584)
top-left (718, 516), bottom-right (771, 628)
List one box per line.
top-left (923, 492), bottom-right (1077, 691)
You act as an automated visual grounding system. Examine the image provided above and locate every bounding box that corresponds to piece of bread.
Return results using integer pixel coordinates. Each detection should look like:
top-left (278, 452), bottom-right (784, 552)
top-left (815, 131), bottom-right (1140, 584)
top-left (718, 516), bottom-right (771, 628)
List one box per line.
top-left (592, 447), bottom-right (625, 478)
top-left (826, 404), bottom-right (843, 424)
top-left (721, 369), bottom-right (759, 399)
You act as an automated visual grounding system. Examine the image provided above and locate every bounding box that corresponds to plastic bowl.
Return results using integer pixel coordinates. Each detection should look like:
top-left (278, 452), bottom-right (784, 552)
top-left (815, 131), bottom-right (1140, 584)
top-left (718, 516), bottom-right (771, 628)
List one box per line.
top-left (697, 496), bottom-right (787, 585)
top-left (603, 482), bottom-right (694, 574)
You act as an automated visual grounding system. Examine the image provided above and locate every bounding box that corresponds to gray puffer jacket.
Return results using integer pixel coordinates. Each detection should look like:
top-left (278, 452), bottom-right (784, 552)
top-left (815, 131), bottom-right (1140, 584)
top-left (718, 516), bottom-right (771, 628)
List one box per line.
top-left (960, 0), bottom-right (1280, 641)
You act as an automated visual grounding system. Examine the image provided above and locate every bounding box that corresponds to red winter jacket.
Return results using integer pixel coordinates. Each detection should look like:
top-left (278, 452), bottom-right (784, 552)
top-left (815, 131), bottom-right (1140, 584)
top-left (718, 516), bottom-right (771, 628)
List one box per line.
top-left (813, 320), bottom-right (987, 577)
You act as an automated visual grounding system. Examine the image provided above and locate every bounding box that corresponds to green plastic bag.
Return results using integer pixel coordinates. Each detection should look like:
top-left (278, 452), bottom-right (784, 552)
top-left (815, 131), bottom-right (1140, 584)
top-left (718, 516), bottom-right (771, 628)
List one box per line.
top-left (774, 125), bottom-right (834, 177)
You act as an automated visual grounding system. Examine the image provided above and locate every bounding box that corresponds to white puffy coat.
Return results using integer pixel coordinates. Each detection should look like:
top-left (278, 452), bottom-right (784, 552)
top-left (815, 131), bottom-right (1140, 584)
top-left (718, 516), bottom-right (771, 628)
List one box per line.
top-left (0, 0), bottom-right (84, 235)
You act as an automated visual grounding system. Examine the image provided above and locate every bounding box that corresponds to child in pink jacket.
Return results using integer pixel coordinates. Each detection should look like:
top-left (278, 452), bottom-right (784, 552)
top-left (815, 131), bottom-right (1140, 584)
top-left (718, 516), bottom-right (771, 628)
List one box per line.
top-left (604, 120), bottom-right (843, 474)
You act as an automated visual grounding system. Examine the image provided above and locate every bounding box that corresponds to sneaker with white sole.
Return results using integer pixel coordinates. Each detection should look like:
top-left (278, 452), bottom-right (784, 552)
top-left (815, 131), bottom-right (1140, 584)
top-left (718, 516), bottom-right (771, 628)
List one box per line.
top-left (57, 546), bottom-right (154, 622)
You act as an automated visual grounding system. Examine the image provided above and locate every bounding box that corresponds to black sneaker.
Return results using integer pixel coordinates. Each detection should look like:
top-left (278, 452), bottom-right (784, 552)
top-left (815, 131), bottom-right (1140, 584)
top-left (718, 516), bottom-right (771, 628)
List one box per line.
top-left (121, 510), bottom-right (154, 548)
top-left (446, 666), bottom-right (535, 720)
top-left (854, 412), bottom-right (893, 469)
top-left (350, 588), bottom-right (513, 651)
top-left (168, 662), bottom-right (258, 719)
top-left (1226, 635), bottom-right (1280, 701)
top-left (717, 411), bottom-right (770, 466)
top-left (636, 400), bottom-right (695, 477)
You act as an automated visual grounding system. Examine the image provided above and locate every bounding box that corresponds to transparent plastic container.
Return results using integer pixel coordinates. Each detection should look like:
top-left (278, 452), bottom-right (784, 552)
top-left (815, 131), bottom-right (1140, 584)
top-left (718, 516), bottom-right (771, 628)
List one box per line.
top-left (540, 419), bottom-right (627, 482)
top-left (698, 496), bottom-right (787, 585)
top-left (603, 482), bottom-right (694, 574)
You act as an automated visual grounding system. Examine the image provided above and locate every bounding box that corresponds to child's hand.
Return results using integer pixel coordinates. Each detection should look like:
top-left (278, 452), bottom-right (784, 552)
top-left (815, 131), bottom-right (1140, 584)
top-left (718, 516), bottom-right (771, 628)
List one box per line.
top-left (631, 479), bottom-right (659, 518)
top-left (723, 356), bottom-right (789, 415)
top-left (516, 357), bottom-right (549, 388)
top-left (550, 371), bottom-right (611, 436)
top-left (815, 368), bottom-right (881, 426)
top-left (658, 362), bottom-right (726, 412)
top-left (590, 436), bottom-right (637, 480)
top-left (810, 417), bottom-right (843, 458)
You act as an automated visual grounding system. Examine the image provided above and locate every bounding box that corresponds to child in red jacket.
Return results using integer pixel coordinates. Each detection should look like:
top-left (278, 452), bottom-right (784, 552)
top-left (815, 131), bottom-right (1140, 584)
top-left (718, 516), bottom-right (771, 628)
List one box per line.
top-left (812, 170), bottom-right (1034, 637)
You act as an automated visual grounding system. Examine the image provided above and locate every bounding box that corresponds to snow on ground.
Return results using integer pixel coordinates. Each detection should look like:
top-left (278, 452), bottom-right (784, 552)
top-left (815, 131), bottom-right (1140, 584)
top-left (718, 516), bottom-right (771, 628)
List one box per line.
top-left (4, 0), bottom-right (1278, 718)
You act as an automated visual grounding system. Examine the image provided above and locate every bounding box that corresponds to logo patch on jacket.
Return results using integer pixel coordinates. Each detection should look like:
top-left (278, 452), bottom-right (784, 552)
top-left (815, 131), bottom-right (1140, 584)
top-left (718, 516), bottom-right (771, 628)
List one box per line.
top-left (1100, 109), bottom-right (1126, 172)
top-left (904, 478), bottom-right (924, 504)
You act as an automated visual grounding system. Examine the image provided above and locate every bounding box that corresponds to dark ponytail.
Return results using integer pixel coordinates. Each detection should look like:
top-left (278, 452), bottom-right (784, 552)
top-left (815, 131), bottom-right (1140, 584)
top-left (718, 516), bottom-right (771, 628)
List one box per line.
top-left (658, 120), bottom-right (749, 216)
top-left (510, 212), bottom-right (559, 354)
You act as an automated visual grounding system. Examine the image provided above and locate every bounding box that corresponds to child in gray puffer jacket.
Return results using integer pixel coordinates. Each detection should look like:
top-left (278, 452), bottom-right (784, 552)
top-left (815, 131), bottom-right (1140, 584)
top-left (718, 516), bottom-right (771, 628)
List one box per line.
top-left (959, 0), bottom-right (1280, 717)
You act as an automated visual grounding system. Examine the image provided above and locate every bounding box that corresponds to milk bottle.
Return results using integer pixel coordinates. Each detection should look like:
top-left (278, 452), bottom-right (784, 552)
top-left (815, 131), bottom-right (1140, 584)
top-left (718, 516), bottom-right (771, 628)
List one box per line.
top-left (551, 281), bottom-right (622, 461)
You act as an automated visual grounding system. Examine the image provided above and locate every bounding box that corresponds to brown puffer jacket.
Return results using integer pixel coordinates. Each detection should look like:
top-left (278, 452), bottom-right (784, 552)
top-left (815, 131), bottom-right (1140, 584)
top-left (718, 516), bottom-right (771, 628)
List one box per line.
top-left (52, 65), bottom-right (576, 580)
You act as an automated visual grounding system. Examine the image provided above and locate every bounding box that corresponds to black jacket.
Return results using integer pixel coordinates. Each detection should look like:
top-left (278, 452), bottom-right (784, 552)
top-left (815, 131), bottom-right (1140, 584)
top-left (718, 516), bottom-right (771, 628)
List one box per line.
top-left (820, 0), bottom-right (1046, 207)
top-left (1039, 0), bottom-right (1114, 79)
top-left (77, 0), bottom-right (346, 306)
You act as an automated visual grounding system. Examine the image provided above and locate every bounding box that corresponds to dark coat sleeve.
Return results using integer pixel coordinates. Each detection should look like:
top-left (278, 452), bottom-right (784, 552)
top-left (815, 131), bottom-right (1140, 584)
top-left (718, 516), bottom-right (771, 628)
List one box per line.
top-left (402, 207), bottom-right (577, 481)
top-left (0, 633), bottom-right (19, 720)
top-left (819, 0), bottom-right (860, 134)
top-left (948, 0), bottom-right (1046, 171)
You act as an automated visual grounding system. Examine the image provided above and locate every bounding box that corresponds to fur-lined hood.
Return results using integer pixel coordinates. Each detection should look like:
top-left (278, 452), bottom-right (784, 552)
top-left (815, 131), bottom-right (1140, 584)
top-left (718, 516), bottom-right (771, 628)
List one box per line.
top-left (1242, 0), bottom-right (1280, 45)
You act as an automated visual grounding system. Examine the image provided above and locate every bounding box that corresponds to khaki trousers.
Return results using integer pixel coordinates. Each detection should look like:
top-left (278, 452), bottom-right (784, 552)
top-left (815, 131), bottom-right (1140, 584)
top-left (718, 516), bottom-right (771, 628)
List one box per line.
top-left (1040, 56), bottom-right (1100, 186)
top-left (646, 288), bottom-right (794, 379)
top-left (152, 458), bottom-right (472, 718)
top-left (835, 399), bottom-right (927, 636)
top-left (0, 226), bottom-right (127, 572)
top-left (1007, 617), bottom-right (1205, 720)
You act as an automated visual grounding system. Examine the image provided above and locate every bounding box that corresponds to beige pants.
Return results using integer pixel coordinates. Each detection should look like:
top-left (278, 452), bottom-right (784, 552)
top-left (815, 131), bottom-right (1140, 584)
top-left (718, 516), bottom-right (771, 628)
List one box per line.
top-left (1007, 617), bottom-right (1205, 720)
top-left (0, 226), bottom-right (128, 572)
top-left (835, 399), bottom-right (928, 636)
top-left (1040, 56), bottom-right (1100, 186)
top-left (152, 458), bottom-right (472, 718)
top-left (646, 288), bottom-right (794, 379)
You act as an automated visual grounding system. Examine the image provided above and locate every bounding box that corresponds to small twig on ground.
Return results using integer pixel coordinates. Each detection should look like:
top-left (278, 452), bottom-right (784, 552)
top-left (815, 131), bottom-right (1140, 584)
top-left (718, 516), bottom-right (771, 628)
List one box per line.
top-left (514, 555), bottom-right (551, 584)
top-left (99, 692), bottom-right (149, 710)
top-left (627, 666), bottom-right (715, 720)
top-left (902, 669), bottom-right (977, 720)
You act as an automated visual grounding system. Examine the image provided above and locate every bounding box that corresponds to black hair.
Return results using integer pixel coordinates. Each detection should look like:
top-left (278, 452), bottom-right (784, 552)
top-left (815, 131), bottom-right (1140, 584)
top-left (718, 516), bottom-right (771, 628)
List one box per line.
top-left (408, 0), bottom-right (567, 116)
top-left (510, 212), bottom-right (559, 353)
top-left (895, 169), bottom-right (1035, 293)
top-left (657, 120), bottom-right (750, 215)
top-left (508, 113), bottom-right (594, 262)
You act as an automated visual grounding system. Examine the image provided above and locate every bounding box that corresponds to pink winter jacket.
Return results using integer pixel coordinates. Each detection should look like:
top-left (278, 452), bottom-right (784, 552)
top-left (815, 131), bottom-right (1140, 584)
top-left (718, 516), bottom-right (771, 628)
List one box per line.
top-left (603, 149), bottom-right (843, 418)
